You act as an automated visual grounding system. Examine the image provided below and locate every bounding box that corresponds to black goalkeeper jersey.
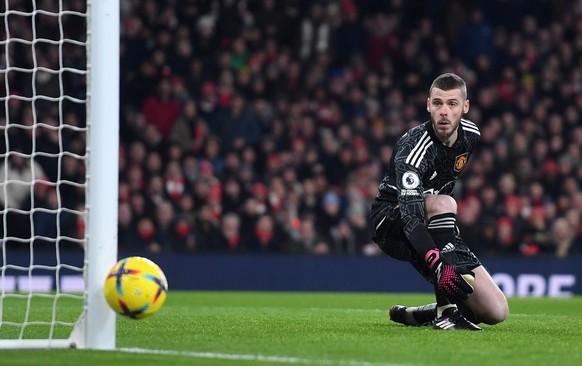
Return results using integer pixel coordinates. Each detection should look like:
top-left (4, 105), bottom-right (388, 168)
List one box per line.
top-left (375, 119), bottom-right (480, 237)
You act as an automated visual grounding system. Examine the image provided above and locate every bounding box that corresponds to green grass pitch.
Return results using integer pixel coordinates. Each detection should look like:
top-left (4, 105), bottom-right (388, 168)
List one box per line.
top-left (1, 291), bottom-right (582, 366)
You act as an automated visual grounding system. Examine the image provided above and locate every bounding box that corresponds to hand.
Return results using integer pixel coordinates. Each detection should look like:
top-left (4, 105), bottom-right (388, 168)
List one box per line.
top-left (425, 248), bottom-right (474, 301)
top-left (434, 262), bottom-right (475, 301)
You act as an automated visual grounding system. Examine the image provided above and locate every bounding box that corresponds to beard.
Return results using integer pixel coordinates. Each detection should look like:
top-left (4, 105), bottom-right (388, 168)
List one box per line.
top-left (431, 117), bottom-right (460, 145)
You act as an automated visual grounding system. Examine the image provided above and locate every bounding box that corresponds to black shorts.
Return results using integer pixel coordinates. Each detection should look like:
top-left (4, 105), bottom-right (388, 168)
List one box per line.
top-left (370, 200), bottom-right (481, 282)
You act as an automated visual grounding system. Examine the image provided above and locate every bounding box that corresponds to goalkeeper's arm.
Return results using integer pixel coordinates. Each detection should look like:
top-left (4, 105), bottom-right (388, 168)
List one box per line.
top-left (408, 224), bottom-right (474, 301)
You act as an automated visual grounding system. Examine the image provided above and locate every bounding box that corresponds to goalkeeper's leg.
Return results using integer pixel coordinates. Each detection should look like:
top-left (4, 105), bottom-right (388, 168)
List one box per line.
top-left (390, 264), bottom-right (508, 327)
top-left (390, 195), bottom-right (475, 327)
top-left (390, 195), bottom-right (508, 327)
top-left (424, 195), bottom-right (507, 326)
top-left (389, 284), bottom-right (478, 327)
top-left (374, 196), bottom-right (508, 327)
top-left (389, 303), bottom-right (436, 326)
top-left (461, 264), bottom-right (508, 325)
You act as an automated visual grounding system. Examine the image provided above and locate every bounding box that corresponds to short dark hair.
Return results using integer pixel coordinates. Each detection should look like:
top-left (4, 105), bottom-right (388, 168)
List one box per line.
top-left (429, 73), bottom-right (467, 100)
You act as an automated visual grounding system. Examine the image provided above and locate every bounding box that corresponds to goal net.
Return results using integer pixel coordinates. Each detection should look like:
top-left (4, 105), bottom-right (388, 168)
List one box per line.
top-left (0, 1), bottom-right (118, 349)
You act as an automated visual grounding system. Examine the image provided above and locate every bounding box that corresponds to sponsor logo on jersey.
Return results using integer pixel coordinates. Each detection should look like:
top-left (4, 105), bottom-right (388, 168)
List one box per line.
top-left (402, 171), bottom-right (420, 189)
top-left (400, 189), bottom-right (420, 196)
top-left (454, 153), bottom-right (468, 172)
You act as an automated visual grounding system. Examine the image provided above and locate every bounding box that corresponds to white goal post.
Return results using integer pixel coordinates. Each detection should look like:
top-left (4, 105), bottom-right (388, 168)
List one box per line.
top-left (0, 0), bottom-right (119, 349)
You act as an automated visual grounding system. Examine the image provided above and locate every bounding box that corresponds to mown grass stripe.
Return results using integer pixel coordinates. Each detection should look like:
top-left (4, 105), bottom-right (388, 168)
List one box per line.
top-left (119, 347), bottom-right (412, 366)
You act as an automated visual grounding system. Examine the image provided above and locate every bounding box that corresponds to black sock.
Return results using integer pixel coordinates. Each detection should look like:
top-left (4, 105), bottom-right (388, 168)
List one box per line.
top-left (410, 303), bottom-right (437, 324)
top-left (427, 213), bottom-right (457, 252)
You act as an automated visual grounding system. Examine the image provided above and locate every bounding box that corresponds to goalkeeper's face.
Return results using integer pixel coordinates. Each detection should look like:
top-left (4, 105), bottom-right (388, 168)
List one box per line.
top-left (427, 87), bottom-right (470, 146)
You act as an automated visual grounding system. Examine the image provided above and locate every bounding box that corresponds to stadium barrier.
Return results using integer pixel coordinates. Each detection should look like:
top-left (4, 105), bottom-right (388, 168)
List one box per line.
top-left (2, 251), bottom-right (580, 297)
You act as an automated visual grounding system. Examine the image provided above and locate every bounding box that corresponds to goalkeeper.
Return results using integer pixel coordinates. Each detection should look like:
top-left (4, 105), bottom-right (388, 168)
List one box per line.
top-left (370, 73), bottom-right (508, 330)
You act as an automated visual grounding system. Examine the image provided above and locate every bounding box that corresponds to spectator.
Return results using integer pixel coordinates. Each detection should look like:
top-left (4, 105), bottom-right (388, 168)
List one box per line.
top-left (217, 212), bottom-right (246, 252)
top-left (215, 0), bottom-right (249, 48)
top-left (454, 8), bottom-right (496, 66)
top-left (134, 216), bottom-right (157, 253)
top-left (318, 191), bottom-right (343, 243)
top-left (118, 202), bottom-right (141, 252)
top-left (253, 0), bottom-right (292, 44)
top-left (202, 137), bottom-right (225, 174)
top-left (194, 204), bottom-right (222, 252)
top-left (59, 155), bottom-right (85, 210)
top-left (365, 12), bottom-right (399, 70)
top-left (149, 201), bottom-right (178, 253)
top-left (222, 178), bottom-right (245, 214)
top-left (161, 166), bottom-right (184, 207)
top-left (334, 0), bottom-right (366, 67)
top-left (551, 218), bottom-right (582, 258)
top-left (169, 100), bottom-right (209, 154)
top-left (295, 3), bottom-right (333, 61)
top-left (288, 216), bottom-right (329, 254)
top-left (0, 150), bottom-right (47, 242)
top-left (220, 94), bottom-right (263, 151)
top-left (457, 195), bottom-right (485, 253)
top-left (520, 207), bottom-right (552, 256)
top-left (142, 78), bottom-right (182, 139)
top-left (247, 214), bottom-right (284, 253)
top-left (330, 219), bottom-right (357, 255)
top-left (144, 150), bottom-right (164, 179)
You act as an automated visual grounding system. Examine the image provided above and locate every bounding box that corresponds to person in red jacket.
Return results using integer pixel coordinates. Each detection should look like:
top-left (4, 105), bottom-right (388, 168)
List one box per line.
top-left (142, 78), bottom-right (181, 139)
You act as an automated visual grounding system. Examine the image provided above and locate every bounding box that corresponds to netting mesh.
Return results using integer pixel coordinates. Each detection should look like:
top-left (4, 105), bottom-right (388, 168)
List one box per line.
top-left (0, 1), bottom-right (88, 341)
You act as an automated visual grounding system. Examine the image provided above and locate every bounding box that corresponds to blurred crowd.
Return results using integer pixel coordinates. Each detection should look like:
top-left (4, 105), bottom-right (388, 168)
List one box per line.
top-left (1, 0), bottom-right (582, 258)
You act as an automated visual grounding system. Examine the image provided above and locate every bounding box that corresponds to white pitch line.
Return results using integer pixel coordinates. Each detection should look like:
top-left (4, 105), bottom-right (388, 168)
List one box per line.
top-left (118, 347), bottom-right (412, 366)
top-left (191, 306), bottom-right (387, 314)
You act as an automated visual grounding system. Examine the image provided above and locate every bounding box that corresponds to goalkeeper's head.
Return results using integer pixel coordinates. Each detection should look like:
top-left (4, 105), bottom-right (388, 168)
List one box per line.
top-left (426, 73), bottom-right (470, 146)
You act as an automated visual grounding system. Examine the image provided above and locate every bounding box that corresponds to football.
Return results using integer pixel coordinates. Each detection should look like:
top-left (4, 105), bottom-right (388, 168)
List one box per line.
top-left (103, 256), bottom-right (168, 319)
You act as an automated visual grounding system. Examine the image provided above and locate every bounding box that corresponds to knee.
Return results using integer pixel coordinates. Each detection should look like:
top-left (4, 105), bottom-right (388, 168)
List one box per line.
top-left (425, 195), bottom-right (457, 217)
top-left (480, 297), bottom-right (510, 325)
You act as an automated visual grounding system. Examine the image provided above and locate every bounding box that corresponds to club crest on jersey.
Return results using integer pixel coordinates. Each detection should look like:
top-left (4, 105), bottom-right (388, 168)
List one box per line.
top-left (402, 171), bottom-right (420, 189)
top-left (454, 153), bottom-right (468, 172)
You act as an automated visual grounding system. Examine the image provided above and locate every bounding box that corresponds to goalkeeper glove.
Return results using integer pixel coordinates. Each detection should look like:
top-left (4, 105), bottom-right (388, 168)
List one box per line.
top-left (425, 248), bottom-right (475, 301)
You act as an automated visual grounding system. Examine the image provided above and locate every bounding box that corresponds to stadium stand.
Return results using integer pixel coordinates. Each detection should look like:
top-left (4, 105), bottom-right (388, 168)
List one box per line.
top-left (3, 0), bottom-right (582, 257)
